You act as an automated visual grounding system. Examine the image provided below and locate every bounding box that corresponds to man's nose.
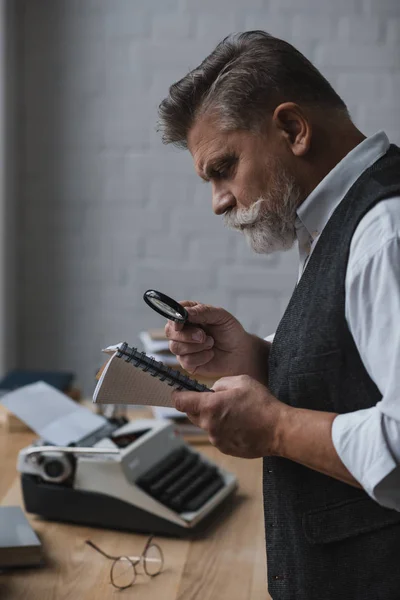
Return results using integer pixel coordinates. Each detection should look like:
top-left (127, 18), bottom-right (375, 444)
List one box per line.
top-left (212, 186), bottom-right (236, 215)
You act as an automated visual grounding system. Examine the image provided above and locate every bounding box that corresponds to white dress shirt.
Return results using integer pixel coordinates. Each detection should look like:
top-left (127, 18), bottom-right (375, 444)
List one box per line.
top-left (270, 131), bottom-right (400, 510)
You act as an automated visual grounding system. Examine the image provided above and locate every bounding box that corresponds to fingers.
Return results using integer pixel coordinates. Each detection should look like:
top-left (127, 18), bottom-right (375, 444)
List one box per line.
top-left (172, 390), bottom-right (216, 415)
top-left (171, 301), bottom-right (232, 327)
top-left (165, 319), bottom-right (185, 333)
top-left (177, 349), bottom-right (215, 374)
top-left (164, 302), bottom-right (218, 374)
top-left (169, 336), bottom-right (214, 357)
top-left (165, 301), bottom-right (233, 340)
top-left (212, 374), bottom-right (252, 392)
top-left (165, 323), bottom-right (209, 344)
top-left (184, 303), bottom-right (229, 326)
top-left (172, 391), bottom-right (222, 446)
top-left (178, 301), bottom-right (202, 308)
top-left (164, 301), bottom-right (202, 334)
top-left (172, 390), bottom-right (202, 414)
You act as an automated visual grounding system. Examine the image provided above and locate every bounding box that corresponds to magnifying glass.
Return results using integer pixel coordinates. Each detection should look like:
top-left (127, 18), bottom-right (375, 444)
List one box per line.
top-left (143, 290), bottom-right (188, 324)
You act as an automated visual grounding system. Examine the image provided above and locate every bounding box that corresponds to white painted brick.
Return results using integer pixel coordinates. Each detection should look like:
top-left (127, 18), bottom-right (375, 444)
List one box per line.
top-left (364, 0), bottom-right (400, 16)
top-left (315, 43), bottom-right (399, 68)
top-left (234, 294), bottom-right (283, 337)
top-left (150, 67), bottom-right (190, 102)
top-left (184, 0), bottom-right (265, 9)
top-left (194, 13), bottom-right (237, 41)
top-left (292, 15), bottom-right (339, 41)
top-left (234, 237), bottom-right (281, 268)
top-left (218, 266), bottom-right (296, 294)
top-left (338, 16), bottom-right (382, 43)
top-left (275, 248), bottom-right (299, 278)
top-left (95, 206), bottom-right (168, 235)
top-left (170, 206), bottom-right (228, 236)
top-left (148, 175), bottom-right (198, 209)
top-left (149, 70), bottom-right (191, 106)
top-left (357, 107), bottom-right (400, 138)
top-left (151, 13), bottom-right (192, 39)
top-left (104, 7), bottom-right (152, 39)
top-left (195, 289), bottom-right (236, 313)
top-left (129, 40), bottom-right (216, 70)
top-left (336, 72), bottom-right (392, 103)
top-left (388, 74), bottom-right (400, 97)
top-left (103, 91), bottom-right (156, 133)
top-left (102, 153), bottom-right (151, 205)
top-left (241, 13), bottom-right (294, 40)
top-left (120, 150), bottom-right (193, 178)
top-left (128, 263), bottom-right (215, 297)
top-left (188, 235), bottom-right (233, 262)
top-left (104, 121), bottom-right (152, 151)
top-left (193, 181), bottom-right (213, 208)
top-left (103, 0), bottom-right (180, 11)
top-left (104, 40), bottom-right (152, 89)
top-left (270, 0), bottom-right (360, 13)
top-left (385, 18), bottom-right (400, 43)
top-left (143, 234), bottom-right (186, 260)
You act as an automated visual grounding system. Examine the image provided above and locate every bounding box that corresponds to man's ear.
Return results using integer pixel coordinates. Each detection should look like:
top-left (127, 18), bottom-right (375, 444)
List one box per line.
top-left (272, 102), bottom-right (312, 157)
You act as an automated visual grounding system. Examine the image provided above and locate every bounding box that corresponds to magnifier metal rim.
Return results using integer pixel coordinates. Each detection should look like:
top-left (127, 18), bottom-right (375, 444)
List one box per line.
top-left (143, 290), bottom-right (188, 323)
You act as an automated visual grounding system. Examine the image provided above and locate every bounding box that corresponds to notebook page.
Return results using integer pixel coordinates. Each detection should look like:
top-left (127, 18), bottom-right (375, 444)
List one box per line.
top-left (93, 352), bottom-right (174, 407)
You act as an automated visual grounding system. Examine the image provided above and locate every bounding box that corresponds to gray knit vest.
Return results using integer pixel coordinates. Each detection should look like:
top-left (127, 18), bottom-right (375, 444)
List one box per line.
top-left (264, 145), bottom-right (400, 600)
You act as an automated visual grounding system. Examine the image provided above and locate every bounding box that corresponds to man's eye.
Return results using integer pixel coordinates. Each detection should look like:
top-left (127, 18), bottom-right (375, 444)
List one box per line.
top-left (213, 167), bottom-right (229, 179)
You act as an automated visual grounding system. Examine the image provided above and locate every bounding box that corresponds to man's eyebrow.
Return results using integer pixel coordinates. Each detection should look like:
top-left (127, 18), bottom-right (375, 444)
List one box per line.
top-left (201, 154), bottom-right (237, 180)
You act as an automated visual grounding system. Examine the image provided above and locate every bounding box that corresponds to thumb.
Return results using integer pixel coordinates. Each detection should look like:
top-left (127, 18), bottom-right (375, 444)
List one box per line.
top-left (212, 376), bottom-right (239, 392)
top-left (184, 303), bottom-right (235, 327)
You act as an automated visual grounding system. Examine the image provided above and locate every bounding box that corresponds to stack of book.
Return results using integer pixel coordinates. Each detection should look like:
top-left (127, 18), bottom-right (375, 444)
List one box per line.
top-left (139, 328), bottom-right (214, 443)
top-left (0, 506), bottom-right (43, 568)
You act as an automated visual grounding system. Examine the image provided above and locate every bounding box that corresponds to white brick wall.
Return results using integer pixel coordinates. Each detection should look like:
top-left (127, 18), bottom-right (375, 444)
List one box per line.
top-left (16, 0), bottom-right (400, 394)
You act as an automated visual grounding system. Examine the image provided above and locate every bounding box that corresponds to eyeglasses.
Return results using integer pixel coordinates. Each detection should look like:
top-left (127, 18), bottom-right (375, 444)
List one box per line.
top-left (86, 534), bottom-right (164, 590)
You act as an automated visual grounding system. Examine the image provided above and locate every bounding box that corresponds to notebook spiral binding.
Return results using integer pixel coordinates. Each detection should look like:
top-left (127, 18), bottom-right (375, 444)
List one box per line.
top-left (116, 342), bottom-right (213, 393)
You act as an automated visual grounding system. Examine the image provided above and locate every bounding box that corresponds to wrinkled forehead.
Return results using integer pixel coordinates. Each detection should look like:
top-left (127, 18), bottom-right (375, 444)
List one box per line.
top-left (188, 116), bottom-right (226, 157)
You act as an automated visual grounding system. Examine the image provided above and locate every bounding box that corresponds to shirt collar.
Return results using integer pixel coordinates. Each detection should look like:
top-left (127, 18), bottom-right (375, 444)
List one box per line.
top-left (296, 131), bottom-right (391, 242)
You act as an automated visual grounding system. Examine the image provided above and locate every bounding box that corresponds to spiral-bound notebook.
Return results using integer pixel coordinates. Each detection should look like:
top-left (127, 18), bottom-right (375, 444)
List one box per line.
top-left (93, 342), bottom-right (212, 408)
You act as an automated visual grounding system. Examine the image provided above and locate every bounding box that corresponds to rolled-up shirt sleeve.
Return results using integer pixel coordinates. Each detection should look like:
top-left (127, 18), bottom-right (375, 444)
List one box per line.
top-left (332, 409), bottom-right (400, 510)
top-left (333, 211), bottom-right (400, 511)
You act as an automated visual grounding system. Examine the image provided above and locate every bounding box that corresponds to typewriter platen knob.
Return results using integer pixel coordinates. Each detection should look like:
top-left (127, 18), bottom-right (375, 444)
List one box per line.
top-left (38, 452), bottom-right (73, 484)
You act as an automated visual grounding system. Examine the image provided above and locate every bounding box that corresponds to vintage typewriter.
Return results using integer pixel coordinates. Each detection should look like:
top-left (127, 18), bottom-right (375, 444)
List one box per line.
top-left (18, 417), bottom-right (237, 537)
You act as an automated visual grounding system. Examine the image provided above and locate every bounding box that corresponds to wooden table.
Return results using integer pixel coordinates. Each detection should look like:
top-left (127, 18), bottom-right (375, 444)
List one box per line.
top-left (0, 409), bottom-right (270, 600)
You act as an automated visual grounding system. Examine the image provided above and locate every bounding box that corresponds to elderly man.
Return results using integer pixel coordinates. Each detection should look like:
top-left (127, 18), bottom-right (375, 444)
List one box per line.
top-left (158, 31), bottom-right (400, 599)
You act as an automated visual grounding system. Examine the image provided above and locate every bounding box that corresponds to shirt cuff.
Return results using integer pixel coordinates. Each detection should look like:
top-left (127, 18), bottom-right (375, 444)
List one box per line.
top-left (332, 409), bottom-right (400, 510)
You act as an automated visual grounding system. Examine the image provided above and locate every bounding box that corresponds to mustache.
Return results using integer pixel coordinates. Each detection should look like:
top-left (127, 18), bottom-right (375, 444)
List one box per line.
top-left (223, 198), bottom-right (265, 230)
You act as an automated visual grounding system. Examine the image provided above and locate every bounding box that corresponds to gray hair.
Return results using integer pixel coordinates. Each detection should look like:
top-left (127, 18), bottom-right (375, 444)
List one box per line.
top-left (158, 31), bottom-right (348, 148)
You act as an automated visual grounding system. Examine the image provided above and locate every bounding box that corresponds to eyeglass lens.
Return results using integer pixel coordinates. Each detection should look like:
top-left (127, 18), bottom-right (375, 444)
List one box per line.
top-left (111, 556), bottom-right (136, 589)
top-left (144, 543), bottom-right (164, 577)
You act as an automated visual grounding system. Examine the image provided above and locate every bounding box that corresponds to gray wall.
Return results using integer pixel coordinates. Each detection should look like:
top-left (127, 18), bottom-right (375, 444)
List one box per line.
top-left (16, 0), bottom-right (400, 395)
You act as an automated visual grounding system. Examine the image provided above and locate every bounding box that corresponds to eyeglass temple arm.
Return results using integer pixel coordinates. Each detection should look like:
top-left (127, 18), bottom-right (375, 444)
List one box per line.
top-left (142, 534), bottom-right (155, 554)
top-left (85, 540), bottom-right (120, 561)
top-left (86, 534), bottom-right (158, 564)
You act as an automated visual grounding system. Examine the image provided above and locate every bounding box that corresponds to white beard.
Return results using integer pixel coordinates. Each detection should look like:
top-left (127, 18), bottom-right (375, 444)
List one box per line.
top-left (223, 171), bottom-right (301, 254)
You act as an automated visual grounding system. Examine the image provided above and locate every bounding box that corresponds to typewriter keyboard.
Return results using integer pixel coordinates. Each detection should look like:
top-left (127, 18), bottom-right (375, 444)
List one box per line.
top-left (136, 446), bottom-right (225, 513)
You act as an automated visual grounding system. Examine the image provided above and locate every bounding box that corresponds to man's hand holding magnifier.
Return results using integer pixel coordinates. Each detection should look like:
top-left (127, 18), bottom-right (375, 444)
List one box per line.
top-left (165, 300), bottom-right (284, 458)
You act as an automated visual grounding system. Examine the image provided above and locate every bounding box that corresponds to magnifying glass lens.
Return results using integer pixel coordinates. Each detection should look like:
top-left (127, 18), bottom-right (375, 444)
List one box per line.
top-left (150, 298), bottom-right (182, 319)
top-left (143, 290), bottom-right (188, 324)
